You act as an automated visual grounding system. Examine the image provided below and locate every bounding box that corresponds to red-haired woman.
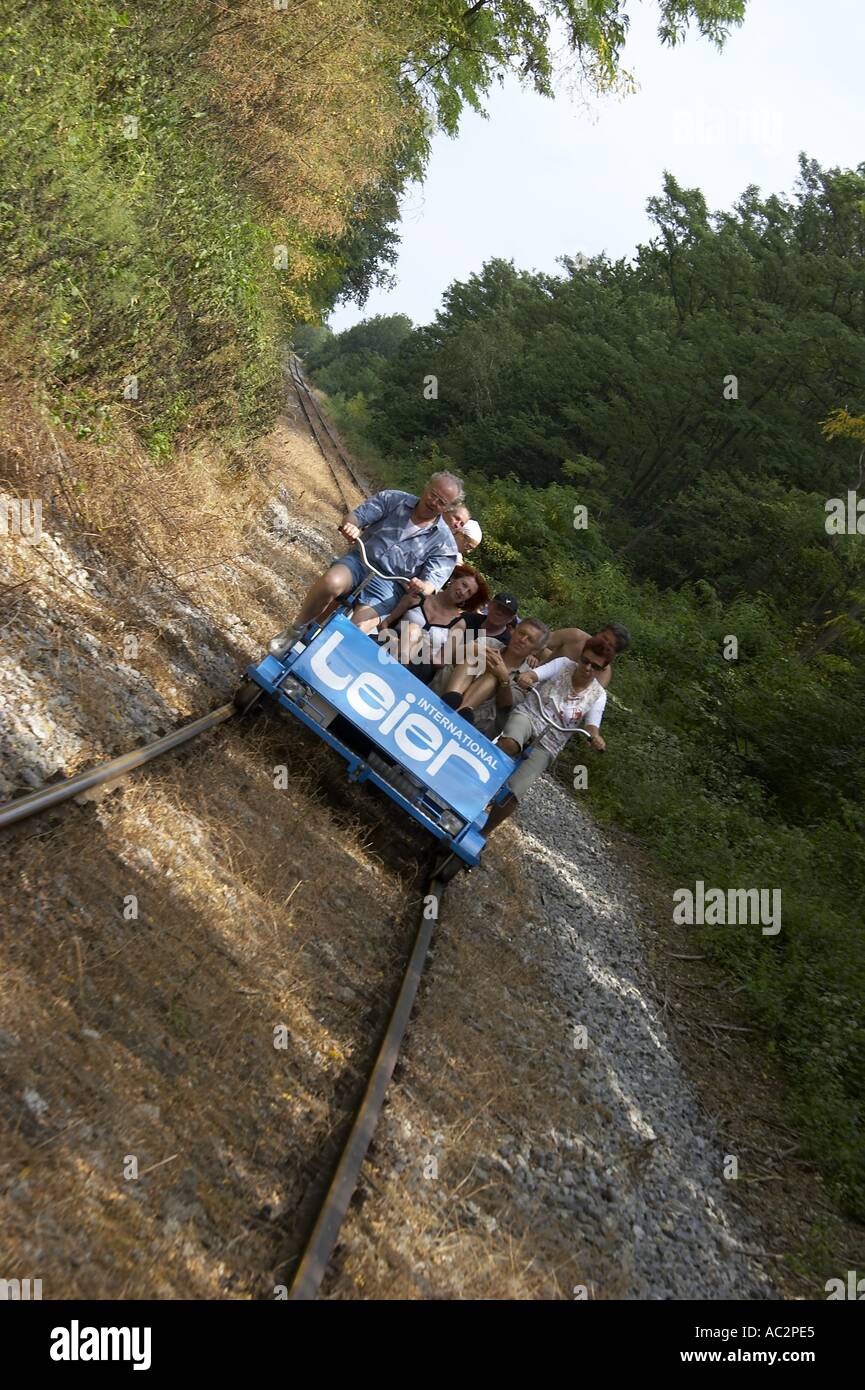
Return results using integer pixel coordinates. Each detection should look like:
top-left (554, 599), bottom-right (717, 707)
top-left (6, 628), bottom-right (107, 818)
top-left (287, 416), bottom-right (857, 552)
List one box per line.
top-left (379, 565), bottom-right (490, 684)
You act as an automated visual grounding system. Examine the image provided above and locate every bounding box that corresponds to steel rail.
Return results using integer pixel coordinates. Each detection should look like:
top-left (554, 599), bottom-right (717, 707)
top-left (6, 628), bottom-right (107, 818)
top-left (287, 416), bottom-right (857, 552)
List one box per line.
top-left (288, 866), bottom-right (448, 1300)
top-left (288, 355), bottom-right (366, 497)
top-left (286, 356), bottom-right (353, 511)
top-left (288, 354), bottom-right (359, 483)
top-left (0, 703), bottom-right (236, 829)
top-left (286, 355), bottom-right (334, 468)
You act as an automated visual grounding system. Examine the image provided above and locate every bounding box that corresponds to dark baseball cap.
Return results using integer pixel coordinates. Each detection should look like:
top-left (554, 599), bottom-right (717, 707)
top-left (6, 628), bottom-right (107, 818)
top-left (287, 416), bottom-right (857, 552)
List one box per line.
top-left (492, 591), bottom-right (519, 616)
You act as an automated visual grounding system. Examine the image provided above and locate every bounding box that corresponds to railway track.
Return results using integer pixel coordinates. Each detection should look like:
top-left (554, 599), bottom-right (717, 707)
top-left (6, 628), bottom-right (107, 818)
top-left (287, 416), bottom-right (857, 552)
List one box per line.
top-left (287, 859), bottom-right (446, 1299)
top-left (0, 703), bottom-right (237, 830)
top-left (0, 373), bottom-right (456, 1301)
top-left (0, 692), bottom-right (454, 1300)
top-left (1, 704), bottom-right (454, 1299)
top-left (287, 352), bottom-right (365, 509)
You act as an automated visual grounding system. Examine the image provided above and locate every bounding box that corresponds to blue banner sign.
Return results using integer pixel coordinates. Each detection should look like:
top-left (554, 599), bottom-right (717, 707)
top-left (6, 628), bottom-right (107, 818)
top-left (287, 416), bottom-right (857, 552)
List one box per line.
top-left (291, 613), bottom-right (516, 822)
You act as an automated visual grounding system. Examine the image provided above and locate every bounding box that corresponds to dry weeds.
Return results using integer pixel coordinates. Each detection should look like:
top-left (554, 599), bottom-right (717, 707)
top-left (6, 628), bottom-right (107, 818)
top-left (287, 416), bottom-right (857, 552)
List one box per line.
top-left (0, 383), bottom-right (418, 1297)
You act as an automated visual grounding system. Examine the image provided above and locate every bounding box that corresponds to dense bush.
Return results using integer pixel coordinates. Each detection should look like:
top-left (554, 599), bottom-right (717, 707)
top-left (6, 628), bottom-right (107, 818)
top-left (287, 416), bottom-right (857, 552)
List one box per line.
top-left (0, 0), bottom-right (427, 450)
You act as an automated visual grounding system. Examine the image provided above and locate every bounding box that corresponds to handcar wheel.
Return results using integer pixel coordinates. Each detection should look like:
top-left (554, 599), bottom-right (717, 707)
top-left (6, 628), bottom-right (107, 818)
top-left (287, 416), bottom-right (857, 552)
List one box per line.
top-left (435, 852), bottom-right (465, 885)
top-left (233, 679), bottom-right (265, 714)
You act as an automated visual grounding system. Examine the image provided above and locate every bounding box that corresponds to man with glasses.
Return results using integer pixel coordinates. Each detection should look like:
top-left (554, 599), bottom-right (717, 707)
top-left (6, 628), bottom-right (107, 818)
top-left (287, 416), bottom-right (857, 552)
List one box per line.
top-left (269, 472), bottom-right (463, 651)
top-left (440, 617), bottom-right (550, 734)
top-left (481, 636), bottom-right (615, 836)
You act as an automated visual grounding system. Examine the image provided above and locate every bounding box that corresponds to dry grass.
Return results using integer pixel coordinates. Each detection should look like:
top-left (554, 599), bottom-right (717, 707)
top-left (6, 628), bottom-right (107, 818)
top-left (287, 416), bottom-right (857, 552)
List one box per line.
top-left (0, 383), bottom-right (269, 598)
top-left (0, 382), bottom-right (422, 1297)
top-left (0, 727), bottom-right (414, 1297)
top-left (201, 0), bottom-right (426, 241)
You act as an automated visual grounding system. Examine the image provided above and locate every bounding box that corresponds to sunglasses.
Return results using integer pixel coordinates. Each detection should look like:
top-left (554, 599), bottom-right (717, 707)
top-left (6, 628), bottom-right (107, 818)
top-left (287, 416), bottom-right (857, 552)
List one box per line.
top-left (581, 655), bottom-right (605, 671)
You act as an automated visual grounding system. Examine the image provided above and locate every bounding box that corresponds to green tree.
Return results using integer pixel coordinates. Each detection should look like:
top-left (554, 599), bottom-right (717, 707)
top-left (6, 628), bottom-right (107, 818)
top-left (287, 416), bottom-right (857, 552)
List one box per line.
top-left (403, 1), bottom-right (748, 134)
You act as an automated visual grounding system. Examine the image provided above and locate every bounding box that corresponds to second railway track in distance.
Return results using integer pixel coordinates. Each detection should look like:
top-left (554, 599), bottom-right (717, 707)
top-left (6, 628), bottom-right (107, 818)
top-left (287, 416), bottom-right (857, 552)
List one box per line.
top-left (287, 354), bottom-right (365, 509)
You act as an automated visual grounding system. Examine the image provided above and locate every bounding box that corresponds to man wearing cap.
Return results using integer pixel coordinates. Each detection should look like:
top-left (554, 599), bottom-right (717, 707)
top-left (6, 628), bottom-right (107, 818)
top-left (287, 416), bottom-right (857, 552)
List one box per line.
top-left (444, 502), bottom-right (483, 557)
top-left (457, 519), bottom-right (482, 555)
top-left (429, 591), bottom-right (520, 701)
top-left (462, 591), bottom-right (519, 648)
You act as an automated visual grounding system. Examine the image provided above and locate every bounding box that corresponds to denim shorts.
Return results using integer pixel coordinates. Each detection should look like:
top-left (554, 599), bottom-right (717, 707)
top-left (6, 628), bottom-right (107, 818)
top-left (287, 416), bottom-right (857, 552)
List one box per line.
top-left (333, 548), bottom-right (405, 618)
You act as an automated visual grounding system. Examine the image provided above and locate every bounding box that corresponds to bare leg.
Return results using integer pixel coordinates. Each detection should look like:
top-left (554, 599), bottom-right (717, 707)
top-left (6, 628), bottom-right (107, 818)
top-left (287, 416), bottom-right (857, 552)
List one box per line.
top-left (351, 604), bottom-right (382, 633)
top-left (295, 563), bottom-right (354, 625)
top-left (445, 641), bottom-right (488, 694)
top-left (459, 671), bottom-right (498, 711)
top-left (444, 660), bottom-right (475, 697)
top-left (402, 623), bottom-right (426, 662)
top-left (432, 631), bottom-right (465, 677)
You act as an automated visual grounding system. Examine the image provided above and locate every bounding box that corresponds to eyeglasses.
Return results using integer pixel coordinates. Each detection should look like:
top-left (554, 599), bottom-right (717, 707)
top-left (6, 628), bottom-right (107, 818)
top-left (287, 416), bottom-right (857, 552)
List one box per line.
top-left (581, 656), bottom-right (605, 672)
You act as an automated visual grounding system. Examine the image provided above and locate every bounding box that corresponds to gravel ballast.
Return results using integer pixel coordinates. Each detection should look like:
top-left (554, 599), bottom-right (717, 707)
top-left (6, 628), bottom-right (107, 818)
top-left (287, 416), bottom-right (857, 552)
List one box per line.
top-left (493, 774), bottom-right (773, 1298)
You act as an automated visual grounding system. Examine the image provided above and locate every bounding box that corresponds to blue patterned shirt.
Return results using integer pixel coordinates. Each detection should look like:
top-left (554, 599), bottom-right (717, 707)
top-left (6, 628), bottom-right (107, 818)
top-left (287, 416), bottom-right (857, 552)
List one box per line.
top-left (350, 490), bottom-right (459, 590)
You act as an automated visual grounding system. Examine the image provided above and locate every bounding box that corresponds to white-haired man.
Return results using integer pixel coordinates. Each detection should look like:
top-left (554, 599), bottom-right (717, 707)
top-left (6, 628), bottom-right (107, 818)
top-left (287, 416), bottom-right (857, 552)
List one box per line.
top-left (270, 472), bottom-right (463, 651)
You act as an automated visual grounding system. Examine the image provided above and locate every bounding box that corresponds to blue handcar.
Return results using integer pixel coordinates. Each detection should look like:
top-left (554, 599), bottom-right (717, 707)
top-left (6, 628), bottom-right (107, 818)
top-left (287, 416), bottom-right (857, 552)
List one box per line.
top-left (234, 540), bottom-right (517, 881)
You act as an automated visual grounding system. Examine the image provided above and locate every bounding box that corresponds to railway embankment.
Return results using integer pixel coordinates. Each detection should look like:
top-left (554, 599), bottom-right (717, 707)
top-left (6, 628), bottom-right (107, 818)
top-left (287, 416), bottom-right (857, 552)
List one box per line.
top-left (0, 380), bottom-right (848, 1298)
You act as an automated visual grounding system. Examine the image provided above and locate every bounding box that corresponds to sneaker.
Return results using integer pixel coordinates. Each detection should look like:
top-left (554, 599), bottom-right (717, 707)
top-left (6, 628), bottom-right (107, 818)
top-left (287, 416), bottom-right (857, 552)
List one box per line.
top-left (268, 624), bottom-right (303, 658)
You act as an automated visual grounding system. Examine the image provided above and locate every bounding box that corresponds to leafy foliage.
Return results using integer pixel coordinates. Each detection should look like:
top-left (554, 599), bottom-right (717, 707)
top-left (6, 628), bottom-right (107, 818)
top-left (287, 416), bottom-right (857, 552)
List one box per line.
top-left (1, 0), bottom-right (751, 449)
top-left (300, 314), bottom-right (415, 399)
top-left (402, 1), bottom-right (747, 133)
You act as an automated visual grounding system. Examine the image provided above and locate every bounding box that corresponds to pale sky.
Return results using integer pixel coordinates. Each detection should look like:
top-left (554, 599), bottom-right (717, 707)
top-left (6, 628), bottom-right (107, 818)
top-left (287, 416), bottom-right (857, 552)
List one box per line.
top-left (330, 0), bottom-right (865, 331)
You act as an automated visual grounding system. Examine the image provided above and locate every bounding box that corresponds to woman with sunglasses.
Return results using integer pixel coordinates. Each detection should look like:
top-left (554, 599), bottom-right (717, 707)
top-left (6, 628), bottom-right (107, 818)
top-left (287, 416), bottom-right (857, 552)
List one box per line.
top-left (512, 635), bottom-right (614, 753)
top-left (480, 636), bottom-right (615, 836)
